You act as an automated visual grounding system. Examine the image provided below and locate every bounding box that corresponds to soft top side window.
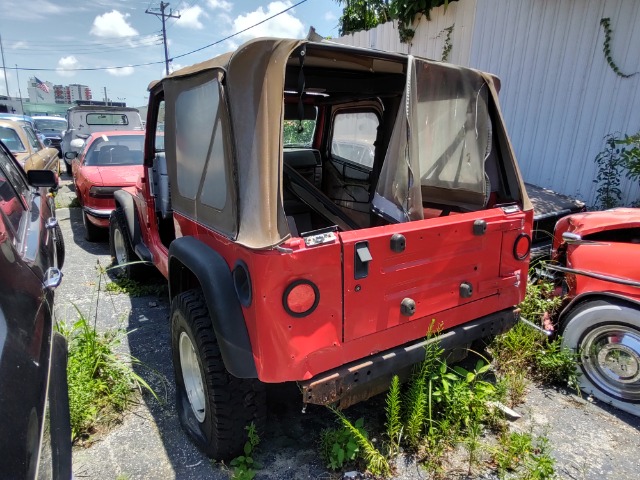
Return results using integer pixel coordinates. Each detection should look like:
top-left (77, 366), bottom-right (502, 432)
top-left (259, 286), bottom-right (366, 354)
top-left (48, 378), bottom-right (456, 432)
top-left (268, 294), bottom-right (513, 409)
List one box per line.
top-left (331, 111), bottom-right (379, 169)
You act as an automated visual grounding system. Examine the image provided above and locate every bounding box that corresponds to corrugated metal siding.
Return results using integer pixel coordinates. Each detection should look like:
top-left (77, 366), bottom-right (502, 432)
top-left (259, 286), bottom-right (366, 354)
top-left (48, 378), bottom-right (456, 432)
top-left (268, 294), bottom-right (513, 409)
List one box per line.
top-left (335, 0), bottom-right (640, 206)
top-left (471, 0), bottom-right (640, 206)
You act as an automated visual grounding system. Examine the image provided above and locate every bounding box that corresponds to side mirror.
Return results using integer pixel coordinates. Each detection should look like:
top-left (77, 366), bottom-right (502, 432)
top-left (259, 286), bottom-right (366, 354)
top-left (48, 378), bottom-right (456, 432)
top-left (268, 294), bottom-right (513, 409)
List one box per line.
top-left (27, 169), bottom-right (58, 188)
top-left (43, 138), bottom-right (52, 147)
top-left (70, 138), bottom-right (85, 149)
top-left (64, 151), bottom-right (78, 160)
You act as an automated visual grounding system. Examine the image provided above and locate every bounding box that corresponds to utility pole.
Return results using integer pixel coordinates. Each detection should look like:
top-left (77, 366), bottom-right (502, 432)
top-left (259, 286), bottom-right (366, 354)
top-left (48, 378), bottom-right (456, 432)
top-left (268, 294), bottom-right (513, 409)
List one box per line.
top-left (146, 2), bottom-right (180, 76)
top-left (15, 65), bottom-right (24, 114)
top-left (0, 34), bottom-right (10, 97)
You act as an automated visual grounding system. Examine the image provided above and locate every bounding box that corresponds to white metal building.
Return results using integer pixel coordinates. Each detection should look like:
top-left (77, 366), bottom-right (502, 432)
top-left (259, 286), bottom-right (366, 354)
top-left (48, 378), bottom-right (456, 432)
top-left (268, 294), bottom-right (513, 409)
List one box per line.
top-left (335, 0), bottom-right (640, 206)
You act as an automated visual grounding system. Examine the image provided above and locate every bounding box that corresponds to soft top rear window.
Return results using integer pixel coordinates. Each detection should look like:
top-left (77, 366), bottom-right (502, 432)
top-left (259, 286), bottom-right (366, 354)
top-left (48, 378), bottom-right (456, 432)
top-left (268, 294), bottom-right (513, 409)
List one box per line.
top-left (86, 113), bottom-right (129, 126)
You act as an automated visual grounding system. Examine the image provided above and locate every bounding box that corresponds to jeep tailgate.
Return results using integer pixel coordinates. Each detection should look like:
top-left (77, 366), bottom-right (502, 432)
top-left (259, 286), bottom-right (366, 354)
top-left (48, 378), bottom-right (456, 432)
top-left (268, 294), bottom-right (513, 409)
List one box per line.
top-left (339, 208), bottom-right (527, 342)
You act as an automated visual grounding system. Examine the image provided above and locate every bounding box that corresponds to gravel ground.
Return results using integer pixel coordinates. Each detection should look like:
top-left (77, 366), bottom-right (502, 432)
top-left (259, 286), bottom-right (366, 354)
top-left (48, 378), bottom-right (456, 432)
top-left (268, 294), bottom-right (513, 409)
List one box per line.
top-left (54, 178), bottom-right (640, 480)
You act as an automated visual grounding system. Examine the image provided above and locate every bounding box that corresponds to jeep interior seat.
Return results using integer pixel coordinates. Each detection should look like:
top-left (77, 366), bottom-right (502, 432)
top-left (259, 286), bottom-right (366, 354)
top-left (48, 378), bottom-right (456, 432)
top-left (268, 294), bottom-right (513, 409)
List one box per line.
top-left (282, 148), bottom-right (322, 188)
top-left (151, 152), bottom-right (172, 219)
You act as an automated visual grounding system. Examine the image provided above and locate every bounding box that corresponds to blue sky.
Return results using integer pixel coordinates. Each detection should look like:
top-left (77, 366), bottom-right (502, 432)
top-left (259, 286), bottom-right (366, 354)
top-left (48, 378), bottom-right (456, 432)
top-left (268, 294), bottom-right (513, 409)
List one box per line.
top-left (0, 0), bottom-right (343, 107)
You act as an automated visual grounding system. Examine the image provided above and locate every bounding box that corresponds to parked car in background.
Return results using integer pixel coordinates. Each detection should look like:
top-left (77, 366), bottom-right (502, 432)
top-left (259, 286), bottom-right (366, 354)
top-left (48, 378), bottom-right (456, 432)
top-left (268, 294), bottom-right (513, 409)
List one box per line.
top-left (0, 119), bottom-right (60, 173)
top-left (0, 140), bottom-right (70, 479)
top-left (33, 116), bottom-right (67, 157)
top-left (67, 130), bottom-right (145, 241)
top-left (551, 208), bottom-right (640, 417)
top-left (0, 113), bottom-right (47, 144)
top-left (61, 106), bottom-right (143, 176)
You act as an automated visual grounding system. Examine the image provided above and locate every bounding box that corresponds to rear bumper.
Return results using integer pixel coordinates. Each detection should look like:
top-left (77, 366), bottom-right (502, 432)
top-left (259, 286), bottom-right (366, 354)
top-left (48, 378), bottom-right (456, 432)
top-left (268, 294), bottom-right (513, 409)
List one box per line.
top-left (300, 307), bottom-right (518, 408)
top-left (83, 206), bottom-right (113, 219)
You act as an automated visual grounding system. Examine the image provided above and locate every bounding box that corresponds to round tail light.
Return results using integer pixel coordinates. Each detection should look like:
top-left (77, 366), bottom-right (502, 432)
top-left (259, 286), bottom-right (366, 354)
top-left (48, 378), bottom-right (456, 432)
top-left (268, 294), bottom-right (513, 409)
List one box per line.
top-left (513, 233), bottom-right (531, 260)
top-left (283, 280), bottom-right (319, 317)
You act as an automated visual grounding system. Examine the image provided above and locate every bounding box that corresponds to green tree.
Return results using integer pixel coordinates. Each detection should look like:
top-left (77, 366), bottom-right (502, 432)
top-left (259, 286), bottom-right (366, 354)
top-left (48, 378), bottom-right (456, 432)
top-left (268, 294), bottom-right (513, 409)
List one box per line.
top-left (335, 0), bottom-right (455, 42)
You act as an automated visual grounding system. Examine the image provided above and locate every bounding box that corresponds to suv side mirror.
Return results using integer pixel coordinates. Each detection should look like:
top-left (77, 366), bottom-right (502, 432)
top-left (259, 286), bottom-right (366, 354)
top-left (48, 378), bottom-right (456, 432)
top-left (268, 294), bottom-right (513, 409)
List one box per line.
top-left (70, 138), bottom-right (85, 149)
top-left (43, 138), bottom-right (52, 147)
top-left (27, 169), bottom-right (58, 188)
top-left (64, 151), bottom-right (78, 160)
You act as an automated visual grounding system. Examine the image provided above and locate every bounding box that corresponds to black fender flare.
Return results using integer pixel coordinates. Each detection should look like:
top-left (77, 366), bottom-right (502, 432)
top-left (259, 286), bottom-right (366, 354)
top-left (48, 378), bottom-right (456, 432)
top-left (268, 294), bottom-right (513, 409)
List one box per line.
top-left (168, 236), bottom-right (257, 378)
top-left (114, 189), bottom-right (142, 246)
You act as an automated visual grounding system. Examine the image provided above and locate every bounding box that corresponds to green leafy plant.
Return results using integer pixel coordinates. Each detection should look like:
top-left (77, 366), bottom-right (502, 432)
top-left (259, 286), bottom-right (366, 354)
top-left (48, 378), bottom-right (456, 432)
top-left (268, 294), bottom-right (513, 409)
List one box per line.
top-left (492, 430), bottom-right (556, 480)
top-left (229, 423), bottom-right (261, 480)
top-left (104, 277), bottom-right (165, 297)
top-left (334, 0), bottom-right (455, 43)
top-left (490, 280), bottom-right (579, 399)
top-left (57, 307), bottom-right (157, 441)
top-left (600, 18), bottom-right (637, 78)
top-left (329, 408), bottom-right (391, 477)
top-left (385, 375), bottom-right (403, 454)
top-left (593, 134), bottom-right (626, 209)
top-left (320, 421), bottom-right (361, 470)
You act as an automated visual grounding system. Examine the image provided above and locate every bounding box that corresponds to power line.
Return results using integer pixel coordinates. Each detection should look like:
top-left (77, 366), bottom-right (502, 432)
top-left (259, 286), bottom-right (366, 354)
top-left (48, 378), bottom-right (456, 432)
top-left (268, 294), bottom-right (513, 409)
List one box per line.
top-left (12, 0), bottom-right (311, 73)
top-left (172, 0), bottom-right (309, 60)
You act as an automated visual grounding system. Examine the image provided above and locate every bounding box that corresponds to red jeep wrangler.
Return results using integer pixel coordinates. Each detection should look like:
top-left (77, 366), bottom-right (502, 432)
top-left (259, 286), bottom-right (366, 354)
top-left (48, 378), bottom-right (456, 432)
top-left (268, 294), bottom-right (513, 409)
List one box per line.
top-left (109, 38), bottom-right (533, 459)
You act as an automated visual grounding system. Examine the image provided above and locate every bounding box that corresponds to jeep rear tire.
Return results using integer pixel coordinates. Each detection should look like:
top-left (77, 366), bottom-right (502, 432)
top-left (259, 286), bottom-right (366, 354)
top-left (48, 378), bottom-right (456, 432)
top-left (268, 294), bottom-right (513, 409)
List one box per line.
top-left (109, 208), bottom-right (143, 279)
top-left (170, 289), bottom-right (266, 460)
top-left (54, 223), bottom-right (65, 269)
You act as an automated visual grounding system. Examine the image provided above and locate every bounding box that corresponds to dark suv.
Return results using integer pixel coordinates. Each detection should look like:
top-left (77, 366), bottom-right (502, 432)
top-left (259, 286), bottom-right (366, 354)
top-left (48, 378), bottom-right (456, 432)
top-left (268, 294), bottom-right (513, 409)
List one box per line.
top-left (0, 140), bottom-right (71, 479)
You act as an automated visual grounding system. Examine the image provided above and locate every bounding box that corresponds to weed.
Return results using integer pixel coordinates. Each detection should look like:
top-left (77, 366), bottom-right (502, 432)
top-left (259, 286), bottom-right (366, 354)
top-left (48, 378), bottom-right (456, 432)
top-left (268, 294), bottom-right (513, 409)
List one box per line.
top-left (490, 280), bottom-right (579, 396)
top-left (492, 430), bottom-right (556, 480)
top-left (68, 196), bottom-right (81, 208)
top-left (229, 423), bottom-right (261, 480)
top-left (57, 307), bottom-right (157, 441)
top-left (384, 375), bottom-right (402, 454)
top-left (104, 277), bottom-right (165, 297)
top-left (320, 421), bottom-right (361, 470)
top-left (329, 408), bottom-right (391, 477)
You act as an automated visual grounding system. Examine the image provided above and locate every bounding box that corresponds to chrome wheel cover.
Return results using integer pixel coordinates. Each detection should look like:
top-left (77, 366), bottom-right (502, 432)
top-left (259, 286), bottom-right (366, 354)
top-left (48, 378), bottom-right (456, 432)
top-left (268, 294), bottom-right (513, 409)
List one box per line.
top-left (581, 325), bottom-right (640, 402)
top-left (179, 332), bottom-right (206, 422)
top-left (112, 227), bottom-right (127, 266)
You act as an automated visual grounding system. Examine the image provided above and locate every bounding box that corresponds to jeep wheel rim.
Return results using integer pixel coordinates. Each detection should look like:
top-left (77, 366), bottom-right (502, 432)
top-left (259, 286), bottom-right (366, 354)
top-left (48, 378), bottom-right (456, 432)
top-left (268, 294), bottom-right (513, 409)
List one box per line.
top-left (581, 325), bottom-right (640, 401)
top-left (112, 227), bottom-right (127, 266)
top-left (179, 332), bottom-right (206, 422)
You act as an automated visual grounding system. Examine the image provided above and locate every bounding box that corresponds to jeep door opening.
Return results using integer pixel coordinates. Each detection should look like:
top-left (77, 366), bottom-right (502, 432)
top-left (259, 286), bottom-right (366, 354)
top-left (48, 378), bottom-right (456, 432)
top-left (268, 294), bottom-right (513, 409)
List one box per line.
top-left (110, 37), bottom-right (533, 460)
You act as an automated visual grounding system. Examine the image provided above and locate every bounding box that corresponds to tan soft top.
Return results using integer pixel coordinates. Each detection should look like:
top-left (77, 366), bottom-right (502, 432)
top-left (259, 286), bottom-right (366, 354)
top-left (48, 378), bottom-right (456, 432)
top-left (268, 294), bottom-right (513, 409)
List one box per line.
top-left (150, 37), bottom-right (530, 250)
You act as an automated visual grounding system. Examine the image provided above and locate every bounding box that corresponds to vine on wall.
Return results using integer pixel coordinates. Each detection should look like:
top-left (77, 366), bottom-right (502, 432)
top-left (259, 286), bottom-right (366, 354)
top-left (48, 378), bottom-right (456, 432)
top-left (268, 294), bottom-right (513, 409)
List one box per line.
top-left (438, 24), bottom-right (454, 62)
top-left (599, 18), bottom-right (637, 78)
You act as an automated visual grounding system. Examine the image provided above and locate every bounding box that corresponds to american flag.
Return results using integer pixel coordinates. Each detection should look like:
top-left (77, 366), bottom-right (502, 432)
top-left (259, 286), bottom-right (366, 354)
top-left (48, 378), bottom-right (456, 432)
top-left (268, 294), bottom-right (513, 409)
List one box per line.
top-left (34, 77), bottom-right (50, 94)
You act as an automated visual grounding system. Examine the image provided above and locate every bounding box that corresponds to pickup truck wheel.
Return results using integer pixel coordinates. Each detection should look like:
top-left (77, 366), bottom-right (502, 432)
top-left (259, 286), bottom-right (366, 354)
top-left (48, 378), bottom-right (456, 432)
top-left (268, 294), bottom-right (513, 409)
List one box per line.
top-left (171, 289), bottom-right (266, 460)
top-left (562, 299), bottom-right (640, 416)
top-left (54, 224), bottom-right (65, 269)
top-left (82, 211), bottom-right (102, 242)
top-left (109, 209), bottom-right (143, 279)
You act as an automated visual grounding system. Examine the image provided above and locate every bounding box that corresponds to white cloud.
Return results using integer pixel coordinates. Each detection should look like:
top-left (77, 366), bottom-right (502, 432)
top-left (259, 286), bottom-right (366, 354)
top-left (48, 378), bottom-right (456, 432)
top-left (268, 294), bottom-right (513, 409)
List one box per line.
top-left (90, 10), bottom-right (139, 38)
top-left (1, 0), bottom-right (65, 20)
top-left (207, 0), bottom-right (233, 11)
top-left (324, 11), bottom-right (337, 22)
top-left (107, 66), bottom-right (135, 76)
top-left (56, 56), bottom-right (79, 77)
top-left (10, 41), bottom-right (28, 50)
top-left (232, 1), bottom-right (305, 41)
top-left (175, 5), bottom-right (208, 29)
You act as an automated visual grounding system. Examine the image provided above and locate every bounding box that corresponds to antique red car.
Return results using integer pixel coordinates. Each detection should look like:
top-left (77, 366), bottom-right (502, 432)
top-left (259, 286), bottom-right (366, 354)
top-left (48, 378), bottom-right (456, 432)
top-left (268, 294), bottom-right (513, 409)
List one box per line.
top-left (66, 131), bottom-right (144, 240)
top-left (552, 208), bottom-right (640, 416)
